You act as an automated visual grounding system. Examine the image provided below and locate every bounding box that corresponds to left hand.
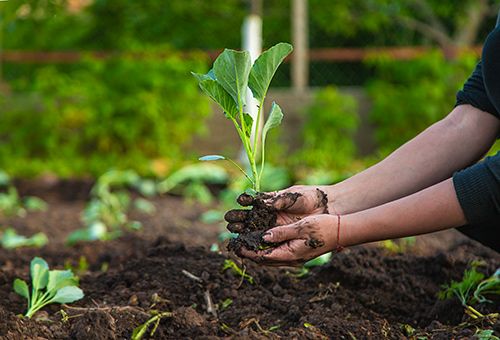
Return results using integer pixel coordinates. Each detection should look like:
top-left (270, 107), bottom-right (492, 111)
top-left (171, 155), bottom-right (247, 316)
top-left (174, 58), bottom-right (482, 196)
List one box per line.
top-left (239, 214), bottom-right (341, 267)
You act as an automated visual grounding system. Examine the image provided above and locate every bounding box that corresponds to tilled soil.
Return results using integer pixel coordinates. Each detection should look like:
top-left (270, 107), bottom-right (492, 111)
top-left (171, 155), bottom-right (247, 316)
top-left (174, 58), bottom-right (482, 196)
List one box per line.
top-left (0, 180), bottom-right (499, 339)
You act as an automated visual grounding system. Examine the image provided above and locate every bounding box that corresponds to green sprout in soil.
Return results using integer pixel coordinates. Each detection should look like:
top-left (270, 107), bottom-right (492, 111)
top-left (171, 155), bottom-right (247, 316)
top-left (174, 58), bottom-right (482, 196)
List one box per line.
top-left (0, 170), bottom-right (47, 218)
top-left (193, 42), bottom-right (293, 193)
top-left (67, 170), bottom-right (156, 244)
top-left (13, 257), bottom-right (84, 318)
top-left (222, 259), bottom-right (254, 285)
top-left (219, 298), bottom-right (233, 311)
top-left (439, 265), bottom-right (500, 319)
top-left (0, 227), bottom-right (48, 249)
top-left (131, 310), bottom-right (173, 340)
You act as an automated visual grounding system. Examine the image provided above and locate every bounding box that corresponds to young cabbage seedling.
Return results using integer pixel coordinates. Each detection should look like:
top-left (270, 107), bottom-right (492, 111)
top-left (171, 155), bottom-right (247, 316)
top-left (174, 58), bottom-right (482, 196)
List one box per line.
top-left (13, 257), bottom-right (84, 318)
top-left (193, 42), bottom-right (293, 193)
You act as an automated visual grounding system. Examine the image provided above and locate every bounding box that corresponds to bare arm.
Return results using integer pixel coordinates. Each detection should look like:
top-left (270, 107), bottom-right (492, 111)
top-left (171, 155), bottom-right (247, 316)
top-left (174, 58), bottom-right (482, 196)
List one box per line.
top-left (342, 178), bottom-right (466, 246)
top-left (330, 104), bottom-right (500, 214)
top-left (240, 178), bottom-right (467, 266)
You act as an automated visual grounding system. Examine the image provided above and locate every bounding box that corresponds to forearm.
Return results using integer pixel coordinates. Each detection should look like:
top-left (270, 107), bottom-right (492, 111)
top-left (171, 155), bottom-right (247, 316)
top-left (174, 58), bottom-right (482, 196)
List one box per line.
top-left (342, 178), bottom-right (466, 246)
top-left (329, 105), bottom-right (499, 214)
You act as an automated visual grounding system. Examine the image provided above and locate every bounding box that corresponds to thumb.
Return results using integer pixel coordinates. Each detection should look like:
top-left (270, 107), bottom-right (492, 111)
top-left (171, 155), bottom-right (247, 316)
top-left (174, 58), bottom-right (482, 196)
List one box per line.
top-left (263, 224), bottom-right (301, 243)
top-left (264, 191), bottom-right (303, 212)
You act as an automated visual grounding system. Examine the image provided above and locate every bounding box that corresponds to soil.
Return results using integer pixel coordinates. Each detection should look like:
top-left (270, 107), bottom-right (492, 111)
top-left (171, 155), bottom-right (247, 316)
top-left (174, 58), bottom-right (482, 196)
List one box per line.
top-left (228, 192), bottom-right (303, 253)
top-left (0, 179), bottom-right (499, 339)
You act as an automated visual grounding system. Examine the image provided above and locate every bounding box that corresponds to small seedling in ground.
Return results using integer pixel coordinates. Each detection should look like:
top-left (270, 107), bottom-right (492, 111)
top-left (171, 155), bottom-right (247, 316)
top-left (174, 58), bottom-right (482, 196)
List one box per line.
top-left (0, 227), bottom-right (48, 249)
top-left (0, 170), bottom-right (47, 218)
top-left (193, 42), bottom-right (292, 193)
top-left (219, 298), bottom-right (233, 311)
top-left (131, 310), bottom-right (173, 340)
top-left (67, 170), bottom-right (156, 244)
top-left (439, 264), bottom-right (500, 319)
top-left (13, 257), bottom-right (84, 318)
top-left (222, 259), bottom-right (254, 285)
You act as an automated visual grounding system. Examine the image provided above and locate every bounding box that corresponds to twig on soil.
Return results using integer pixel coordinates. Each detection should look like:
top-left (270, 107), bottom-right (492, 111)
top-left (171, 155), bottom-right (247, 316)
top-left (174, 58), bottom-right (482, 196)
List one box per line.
top-left (181, 269), bottom-right (203, 283)
top-left (62, 304), bottom-right (150, 317)
top-left (204, 289), bottom-right (217, 318)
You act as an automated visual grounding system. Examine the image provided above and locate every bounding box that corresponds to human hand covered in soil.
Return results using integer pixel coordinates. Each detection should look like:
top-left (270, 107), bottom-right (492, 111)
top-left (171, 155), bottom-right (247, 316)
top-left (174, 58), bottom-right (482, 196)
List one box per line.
top-left (224, 185), bottom-right (332, 234)
top-left (238, 214), bottom-right (341, 267)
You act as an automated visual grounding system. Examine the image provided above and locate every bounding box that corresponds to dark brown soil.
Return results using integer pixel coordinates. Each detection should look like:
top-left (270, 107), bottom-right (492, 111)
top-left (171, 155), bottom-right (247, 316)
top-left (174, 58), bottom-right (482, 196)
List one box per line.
top-left (0, 179), bottom-right (499, 339)
top-left (227, 192), bottom-right (292, 252)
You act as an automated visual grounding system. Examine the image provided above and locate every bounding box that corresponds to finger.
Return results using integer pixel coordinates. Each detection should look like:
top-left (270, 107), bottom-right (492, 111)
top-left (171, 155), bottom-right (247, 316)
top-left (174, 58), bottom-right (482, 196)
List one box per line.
top-left (224, 209), bottom-right (248, 223)
top-left (236, 193), bottom-right (255, 206)
top-left (262, 224), bottom-right (301, 243)
top-left (227, 222), bottom-right (245, 234)
top-left (239, 240), bottom-right (305, 266)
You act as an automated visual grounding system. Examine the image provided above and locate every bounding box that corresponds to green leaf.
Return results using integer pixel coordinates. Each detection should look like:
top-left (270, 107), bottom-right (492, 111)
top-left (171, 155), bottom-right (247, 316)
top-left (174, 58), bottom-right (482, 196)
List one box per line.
top-left (249, 43), bottom-right (293, 102)
top-left (199, 155), bottom-right (226, 161)
top-left (51, 286), bottom-right (84, 304)
top-left (213, 49), bottom-right (251, 109)
top-left (262, 102), bottom-right (283, 147)
top-left (30, 257), bottom-right (49, 291)
top-left (243, 113), bottom-right (254, 137)
top-left (13, 279), bottom-right (29, 300)
top-left (47, 270), bottom-right (75, 293)
top-left (133, 198), bottom-right (155, 214)
top-left (194, 76), bottom-right (238, 119)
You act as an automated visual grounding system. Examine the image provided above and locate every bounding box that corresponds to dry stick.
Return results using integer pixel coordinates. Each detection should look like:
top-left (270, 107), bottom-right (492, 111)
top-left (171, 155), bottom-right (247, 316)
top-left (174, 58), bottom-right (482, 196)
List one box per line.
top-left (182, 269), bottom-right (218, 318)
top-left (62, 304), bottom-right (150, 317)
top-left (181, 269), bottom-right (203, 283)
top-left (204, 290), bottom-right (217, 318)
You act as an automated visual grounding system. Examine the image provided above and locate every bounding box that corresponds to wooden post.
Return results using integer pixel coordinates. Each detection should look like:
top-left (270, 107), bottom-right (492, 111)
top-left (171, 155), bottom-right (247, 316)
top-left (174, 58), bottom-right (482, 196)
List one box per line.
top-left (291, 0), bottom-right (309, 93)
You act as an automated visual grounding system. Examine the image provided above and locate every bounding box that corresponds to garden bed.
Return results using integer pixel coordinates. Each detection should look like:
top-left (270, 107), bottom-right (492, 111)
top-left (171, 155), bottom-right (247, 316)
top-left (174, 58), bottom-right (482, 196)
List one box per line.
top-left (0, 180), bottom-right (498, 339)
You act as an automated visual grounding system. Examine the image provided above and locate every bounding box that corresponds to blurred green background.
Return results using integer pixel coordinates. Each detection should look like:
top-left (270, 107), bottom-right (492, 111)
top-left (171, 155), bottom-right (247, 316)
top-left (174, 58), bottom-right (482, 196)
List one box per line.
top-left (0, 0), bottom-right (498, 183)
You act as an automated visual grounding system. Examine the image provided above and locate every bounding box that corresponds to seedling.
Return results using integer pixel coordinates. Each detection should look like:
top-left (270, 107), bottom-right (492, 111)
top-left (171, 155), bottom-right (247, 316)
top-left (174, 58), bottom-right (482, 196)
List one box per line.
top-left (131, 310), bottom-right (172, 340)
top-left (193, 43), bottom-right (293, 193)
top-left (0, 170), bottom-right (47, 217)
top-left (439, 265), bottom-right (500, 319)
top-left (222, 259), bottom-right (254, 285)
top-left (13, 257), bottom-right (84, 318)
top-left (1, 227), bottom-right (48, 249)
top-left (67, 170), bottom-right (156, 244)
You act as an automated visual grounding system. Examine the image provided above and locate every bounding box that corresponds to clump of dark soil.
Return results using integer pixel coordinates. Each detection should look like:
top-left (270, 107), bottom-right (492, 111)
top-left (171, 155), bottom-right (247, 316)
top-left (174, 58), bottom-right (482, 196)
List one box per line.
top-left (227, 192), bottom-right (302, 252)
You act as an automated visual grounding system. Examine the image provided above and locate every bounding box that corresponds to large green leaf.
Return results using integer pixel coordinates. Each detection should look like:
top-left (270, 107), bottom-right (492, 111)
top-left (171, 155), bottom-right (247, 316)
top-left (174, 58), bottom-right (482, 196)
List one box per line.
top-left (47, 270), bottom-right (76, 293)
top-left (51, 286), bottom-right (84, 304)
top-left (249, 43), bottom-right (293, 102)
top-left (213, 49), bottom-right (251, 109)
top-left (30, 257), bottom-right (49, 291)
top-left (262, 102), bottom-right (283, 146)
top-left (13, 278), bottom-right (29, 300)
top-left (192, 74), bottom-right (238, 119)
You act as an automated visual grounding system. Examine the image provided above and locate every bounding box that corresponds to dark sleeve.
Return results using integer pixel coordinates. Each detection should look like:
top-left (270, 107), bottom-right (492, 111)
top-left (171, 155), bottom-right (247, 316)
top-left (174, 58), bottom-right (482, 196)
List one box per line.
top-left (453, 152), bottom-right (500, 226)
top-left (455, 61), bottom-right (500, 118)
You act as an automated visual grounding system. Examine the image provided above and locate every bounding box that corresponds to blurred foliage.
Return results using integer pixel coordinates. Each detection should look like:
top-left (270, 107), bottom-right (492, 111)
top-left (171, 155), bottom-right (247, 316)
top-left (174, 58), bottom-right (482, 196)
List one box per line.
top-left (0, 48), bottom-right (211, 177)
top-left (291, 86), bottom-right (359, 172)
top-left (67, 170), bottom-right (156, 244)
top-left (0, 0), bottom-right (498, 179)
top-left (366, 51), bottom-right (477, 155)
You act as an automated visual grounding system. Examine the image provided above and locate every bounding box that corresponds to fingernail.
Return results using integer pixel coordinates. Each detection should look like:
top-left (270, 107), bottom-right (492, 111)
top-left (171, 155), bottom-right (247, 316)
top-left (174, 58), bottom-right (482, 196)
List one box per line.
top-left (263, 232), bottom-right (272, 242)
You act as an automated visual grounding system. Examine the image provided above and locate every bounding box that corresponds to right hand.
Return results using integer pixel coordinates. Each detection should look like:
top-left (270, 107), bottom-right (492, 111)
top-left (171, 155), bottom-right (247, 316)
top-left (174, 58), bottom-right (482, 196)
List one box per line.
top-left (224, 185), bottom-right (333, 233)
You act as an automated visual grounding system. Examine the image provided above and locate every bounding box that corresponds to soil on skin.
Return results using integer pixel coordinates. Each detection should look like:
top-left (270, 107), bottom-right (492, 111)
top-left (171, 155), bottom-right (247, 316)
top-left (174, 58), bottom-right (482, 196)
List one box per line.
top-left (228, 192), bottom-right (301, 252)
top-left (0, 179), bottom-right (499, 339)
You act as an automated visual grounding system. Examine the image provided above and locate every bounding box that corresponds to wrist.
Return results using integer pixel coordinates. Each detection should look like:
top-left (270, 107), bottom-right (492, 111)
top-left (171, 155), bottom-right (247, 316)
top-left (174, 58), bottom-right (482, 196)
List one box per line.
top-left (325, 183), bottom-right (352, 215)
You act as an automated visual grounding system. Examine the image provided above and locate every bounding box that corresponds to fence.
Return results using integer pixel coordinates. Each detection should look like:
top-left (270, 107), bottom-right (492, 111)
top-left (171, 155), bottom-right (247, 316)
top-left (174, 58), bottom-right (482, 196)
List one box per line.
top-left (1, 45), bottom-right (482, 87)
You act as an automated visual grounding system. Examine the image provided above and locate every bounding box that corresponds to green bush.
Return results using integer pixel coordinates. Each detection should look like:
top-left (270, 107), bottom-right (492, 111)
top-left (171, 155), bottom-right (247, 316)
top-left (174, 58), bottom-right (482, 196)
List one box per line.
top-left (0, 48), bottom-right (211, 177)
top-left (291, 86), bottom-right (359, 172)
top-left (366, 51), bottom-right (477, 155)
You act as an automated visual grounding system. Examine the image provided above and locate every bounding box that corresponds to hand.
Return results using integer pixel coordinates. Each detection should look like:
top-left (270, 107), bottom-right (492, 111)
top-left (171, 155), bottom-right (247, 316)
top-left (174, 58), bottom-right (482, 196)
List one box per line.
top-left (224, 185), bottom-right (332, 233)
top-left (239, 214), bottom-right (341, 267)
